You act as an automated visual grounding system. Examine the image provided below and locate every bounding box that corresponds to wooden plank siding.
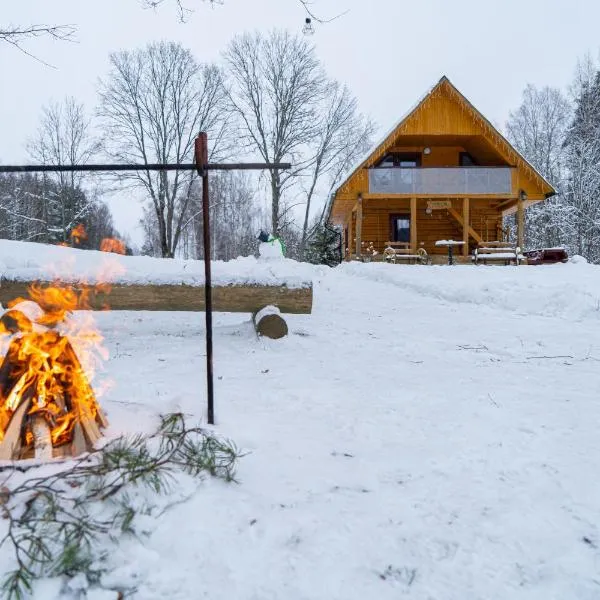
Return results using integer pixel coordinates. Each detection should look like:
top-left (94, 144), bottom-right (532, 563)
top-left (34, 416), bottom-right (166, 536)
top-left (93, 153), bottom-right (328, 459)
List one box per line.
top-left (358, 198), bottom-right (503, 256)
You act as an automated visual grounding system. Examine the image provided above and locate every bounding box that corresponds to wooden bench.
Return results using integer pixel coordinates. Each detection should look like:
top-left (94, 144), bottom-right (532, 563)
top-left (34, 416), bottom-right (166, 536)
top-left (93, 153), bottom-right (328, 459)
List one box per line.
top-left (472, 241), bottom-right (523, 265)
top-left (383, 242), bottom-right (429, 265)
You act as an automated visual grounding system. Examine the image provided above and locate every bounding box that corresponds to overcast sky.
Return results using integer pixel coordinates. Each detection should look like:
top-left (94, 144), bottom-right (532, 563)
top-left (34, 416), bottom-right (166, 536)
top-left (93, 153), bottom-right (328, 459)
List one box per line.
top-left (1, 0), bottom-right (599, 243)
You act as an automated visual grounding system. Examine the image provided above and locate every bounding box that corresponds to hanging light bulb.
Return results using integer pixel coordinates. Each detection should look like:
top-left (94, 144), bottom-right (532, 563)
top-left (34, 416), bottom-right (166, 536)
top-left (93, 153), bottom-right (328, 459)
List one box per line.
top-left (302, 17), bottom-right (314, 35)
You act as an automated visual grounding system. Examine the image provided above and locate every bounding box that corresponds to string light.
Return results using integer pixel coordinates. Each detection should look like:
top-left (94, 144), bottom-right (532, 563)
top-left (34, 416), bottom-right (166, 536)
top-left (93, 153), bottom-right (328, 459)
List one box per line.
top-left (302, 17), bottom-right (314, 35)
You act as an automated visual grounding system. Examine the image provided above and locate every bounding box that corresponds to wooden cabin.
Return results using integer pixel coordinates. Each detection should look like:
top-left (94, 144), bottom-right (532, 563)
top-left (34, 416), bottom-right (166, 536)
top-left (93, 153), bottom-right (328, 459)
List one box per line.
top-left (328, 76), bottom-right (556, 262)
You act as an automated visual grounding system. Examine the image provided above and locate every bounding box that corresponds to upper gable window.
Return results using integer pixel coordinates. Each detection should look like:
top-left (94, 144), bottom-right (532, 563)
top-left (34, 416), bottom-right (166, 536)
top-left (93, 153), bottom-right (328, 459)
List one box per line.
top-left (375, 152), bottom-right (421, 168)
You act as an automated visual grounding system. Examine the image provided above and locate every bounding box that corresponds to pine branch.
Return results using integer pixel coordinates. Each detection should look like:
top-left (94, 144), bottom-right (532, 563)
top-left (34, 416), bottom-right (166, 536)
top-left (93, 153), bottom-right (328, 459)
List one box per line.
top-left (0, 413), bottom-right (242, 599)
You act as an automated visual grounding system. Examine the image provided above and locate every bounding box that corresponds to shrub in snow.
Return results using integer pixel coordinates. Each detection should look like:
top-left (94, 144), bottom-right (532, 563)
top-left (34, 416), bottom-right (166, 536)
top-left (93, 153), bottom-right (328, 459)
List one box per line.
top-left (570, 255), bottom-right (588, 264)
top-left (0, 413), bottom-right (242, 600)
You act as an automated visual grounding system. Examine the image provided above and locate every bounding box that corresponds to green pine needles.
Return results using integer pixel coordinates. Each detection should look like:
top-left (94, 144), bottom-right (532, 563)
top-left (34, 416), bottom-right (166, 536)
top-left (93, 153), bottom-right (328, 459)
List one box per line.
top-left (0, 413), bottom-right (242, 599)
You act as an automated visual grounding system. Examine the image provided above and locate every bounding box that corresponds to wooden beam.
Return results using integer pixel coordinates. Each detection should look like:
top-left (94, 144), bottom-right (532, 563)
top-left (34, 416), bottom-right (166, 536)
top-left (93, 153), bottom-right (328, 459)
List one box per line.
top-left (462, 197), bottom-right (470, 256)
top-left (363, 193), bottom-right (516, 200)
top-left (410, 197), bottom-right (417, 252)
top-left (344, 210), bottom-right (353, 261)
top-left (448, 207), bottom-right (483, 244)
top-left (495, 198), bottom-right (517, 210)
top-left (517, 198), bottom-right (525, 250)
top-left (0, 280), bottom-right (313, 315)
top-left (356, 195), bottom-right (363, 257)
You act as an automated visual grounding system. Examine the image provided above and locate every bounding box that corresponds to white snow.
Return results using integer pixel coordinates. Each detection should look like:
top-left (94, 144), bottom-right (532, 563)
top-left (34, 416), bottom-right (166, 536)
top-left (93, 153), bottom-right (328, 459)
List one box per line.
top-left (1, 242), bottom-right (600, 599)
top-left (253, 304), bottom-right (282, 321)
top-left (0, 240), bottom-right (312, 289)
top-left (434, 239), bottom-right (465, 246)
top-left (258, 239), bottom-right (284, 259)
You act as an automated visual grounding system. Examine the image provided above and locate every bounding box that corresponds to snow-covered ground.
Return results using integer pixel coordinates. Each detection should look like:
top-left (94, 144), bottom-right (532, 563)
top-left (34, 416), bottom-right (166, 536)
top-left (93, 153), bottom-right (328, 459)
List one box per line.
top-left (2, 249), bottom-right (600, 599)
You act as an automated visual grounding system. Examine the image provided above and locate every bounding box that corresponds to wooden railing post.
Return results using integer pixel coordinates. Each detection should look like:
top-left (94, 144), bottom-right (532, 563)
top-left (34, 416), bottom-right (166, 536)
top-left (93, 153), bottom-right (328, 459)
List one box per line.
top-left (462, 197), bottom-right (470, 256)
top-left (517, 196), bottom-right (525, 250)
top-left (410, 197), bottom-right (417, 253)
top-left (356, 194), bottom-right (363, 257)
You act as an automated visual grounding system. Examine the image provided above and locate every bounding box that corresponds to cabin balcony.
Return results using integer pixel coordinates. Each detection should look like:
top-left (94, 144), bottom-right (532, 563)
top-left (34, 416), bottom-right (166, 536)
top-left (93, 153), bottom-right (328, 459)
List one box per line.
top-left (368, 166), bottom-right (516, 197)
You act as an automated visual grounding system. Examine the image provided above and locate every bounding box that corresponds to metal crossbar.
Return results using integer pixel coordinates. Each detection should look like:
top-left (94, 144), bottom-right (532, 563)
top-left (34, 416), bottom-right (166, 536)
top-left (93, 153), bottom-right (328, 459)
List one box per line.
top-left (0, 162), bottom-right (290, 173)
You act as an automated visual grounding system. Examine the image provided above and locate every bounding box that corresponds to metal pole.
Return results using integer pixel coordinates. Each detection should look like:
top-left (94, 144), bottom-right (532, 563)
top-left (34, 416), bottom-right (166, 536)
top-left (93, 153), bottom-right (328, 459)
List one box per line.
top-left (195, 133), bottom-right (214, 425)
top-left (202, 170), bottom-right (214, 425)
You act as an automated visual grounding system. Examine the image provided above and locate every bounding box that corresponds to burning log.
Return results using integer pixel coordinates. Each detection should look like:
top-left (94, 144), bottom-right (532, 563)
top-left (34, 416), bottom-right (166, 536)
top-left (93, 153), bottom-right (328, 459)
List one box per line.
top-left (0, 329), bottom-right (107, 461)
top-left (0, 328), bottom-right (107, 461)
top-left (0, 279), bottom-right (108, 462)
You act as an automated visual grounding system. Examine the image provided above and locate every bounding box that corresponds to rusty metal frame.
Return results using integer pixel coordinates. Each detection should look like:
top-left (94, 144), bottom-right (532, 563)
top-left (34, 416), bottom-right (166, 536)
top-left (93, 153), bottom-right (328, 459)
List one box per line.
top-left (0, 134), bottom-right (291, 426)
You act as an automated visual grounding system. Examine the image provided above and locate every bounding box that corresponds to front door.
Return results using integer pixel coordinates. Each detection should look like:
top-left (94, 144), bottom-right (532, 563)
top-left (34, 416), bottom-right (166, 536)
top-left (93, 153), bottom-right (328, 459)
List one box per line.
top-left (390, 214), bottom-right (410, 243)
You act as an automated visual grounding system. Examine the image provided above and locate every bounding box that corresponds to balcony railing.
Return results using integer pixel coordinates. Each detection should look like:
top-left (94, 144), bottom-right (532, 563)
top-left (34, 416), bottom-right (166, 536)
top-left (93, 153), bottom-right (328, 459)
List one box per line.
top-left (368, 167), bottom-right (514, 195)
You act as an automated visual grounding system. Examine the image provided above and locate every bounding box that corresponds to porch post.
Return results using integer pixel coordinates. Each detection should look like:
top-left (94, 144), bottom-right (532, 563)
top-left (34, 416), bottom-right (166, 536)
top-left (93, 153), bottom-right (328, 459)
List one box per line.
top-left (410, 197), bottom-right (417, 253)
top-left (517, 196), bottom-right (525, 250)
top-left (462, 197), bottom-right (470, 257)
top-left (356, 194), bottom-right (363, 257)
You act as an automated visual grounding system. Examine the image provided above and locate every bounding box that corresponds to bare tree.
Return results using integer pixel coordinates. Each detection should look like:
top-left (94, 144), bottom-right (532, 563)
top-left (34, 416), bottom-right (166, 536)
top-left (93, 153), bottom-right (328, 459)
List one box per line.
top-left (21, 98), bottom-right (99, 243)
top-left (506, 85), bottom-right (570, 186)
top-left (298, 81), bottom-right (374, 256)
top-left (191, 172), bottom-right (265, 260)
top-left (98, 41), bottom-right (229, 258)
top-left (505, 85), bottom-right (571, 250)
top-left (28, 97), bottom-right (99, 189)
top-left (224, 30), bottom-right (328, 235)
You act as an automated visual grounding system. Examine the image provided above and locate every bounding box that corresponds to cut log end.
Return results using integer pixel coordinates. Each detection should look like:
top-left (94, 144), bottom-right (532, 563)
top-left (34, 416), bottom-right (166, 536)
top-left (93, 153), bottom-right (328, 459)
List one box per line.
top-left (253, 306), bottom-right (288, 340)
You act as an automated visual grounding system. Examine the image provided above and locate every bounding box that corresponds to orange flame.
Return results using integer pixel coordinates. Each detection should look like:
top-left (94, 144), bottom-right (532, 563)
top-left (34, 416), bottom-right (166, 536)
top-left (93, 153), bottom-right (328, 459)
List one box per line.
top-left (70, 223), bottom-right (88, 245)
top-left (100, 238), bottom-right (126, 255)
top-left (0, 279), bottom-right (108, 457)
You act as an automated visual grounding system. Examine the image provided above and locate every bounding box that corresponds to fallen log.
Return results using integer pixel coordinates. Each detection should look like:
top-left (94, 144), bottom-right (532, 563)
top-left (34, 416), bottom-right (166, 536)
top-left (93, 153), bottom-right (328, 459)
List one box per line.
top-left (253, 306), bottom-right (288, 339)
top-left (0, 279), bottom-right (313, 315)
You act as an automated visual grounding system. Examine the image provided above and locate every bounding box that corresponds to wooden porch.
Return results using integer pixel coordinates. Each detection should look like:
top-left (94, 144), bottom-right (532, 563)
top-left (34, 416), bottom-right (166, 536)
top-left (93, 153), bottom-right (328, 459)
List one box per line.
top-left (343, 195), bottom-right (525, 260)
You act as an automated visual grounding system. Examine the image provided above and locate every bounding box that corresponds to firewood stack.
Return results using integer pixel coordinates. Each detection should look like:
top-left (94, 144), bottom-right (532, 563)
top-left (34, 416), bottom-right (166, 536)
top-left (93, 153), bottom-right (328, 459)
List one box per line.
top-left (0, 303), bottom-right (108, 461)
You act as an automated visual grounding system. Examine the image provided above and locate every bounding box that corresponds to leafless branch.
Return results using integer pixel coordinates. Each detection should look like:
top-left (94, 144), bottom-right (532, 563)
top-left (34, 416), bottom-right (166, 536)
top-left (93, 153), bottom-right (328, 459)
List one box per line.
top-left (0, 23), bottom-right (76, 66)
top-left (299, 0), bottom-right (349, 23)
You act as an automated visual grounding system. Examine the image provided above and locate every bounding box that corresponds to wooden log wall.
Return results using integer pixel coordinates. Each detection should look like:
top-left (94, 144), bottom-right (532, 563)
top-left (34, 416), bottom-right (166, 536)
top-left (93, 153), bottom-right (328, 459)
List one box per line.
top-left (358, 198), bottom-right (503, 256)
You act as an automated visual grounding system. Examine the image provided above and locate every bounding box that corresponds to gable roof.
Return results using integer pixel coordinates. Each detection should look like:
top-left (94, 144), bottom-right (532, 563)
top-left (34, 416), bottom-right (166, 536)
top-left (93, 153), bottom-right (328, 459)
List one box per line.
top-left (328, 76), bottom-right (556, 222)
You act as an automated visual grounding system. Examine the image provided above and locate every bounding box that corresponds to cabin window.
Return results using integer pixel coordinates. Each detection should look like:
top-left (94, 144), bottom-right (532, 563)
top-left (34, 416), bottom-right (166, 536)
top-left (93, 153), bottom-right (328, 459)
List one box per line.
top-left (376, 152), bottom-right (421, 168)
top-left (390, 214), bottom-right (411, 243)
top-left (459, 152), bottom-right (478, 166)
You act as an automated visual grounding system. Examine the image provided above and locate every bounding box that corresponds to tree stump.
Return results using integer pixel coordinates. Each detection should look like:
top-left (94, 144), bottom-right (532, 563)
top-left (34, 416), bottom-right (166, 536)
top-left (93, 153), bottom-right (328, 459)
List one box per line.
top-left (253, 306), bottom-right (288, 339)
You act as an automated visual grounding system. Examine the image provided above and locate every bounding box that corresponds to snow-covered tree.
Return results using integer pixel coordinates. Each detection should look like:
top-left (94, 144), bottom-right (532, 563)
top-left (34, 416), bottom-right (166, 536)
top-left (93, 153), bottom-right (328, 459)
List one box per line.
top-left (505, 85), bottom-right (571, 250)
top-left (563, 62), bottom-right (600, 262)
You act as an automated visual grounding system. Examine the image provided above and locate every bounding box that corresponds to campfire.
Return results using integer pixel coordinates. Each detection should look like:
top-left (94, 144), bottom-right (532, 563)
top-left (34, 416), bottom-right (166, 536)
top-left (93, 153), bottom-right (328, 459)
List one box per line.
top-left (0, 282), bottom-right (108, 461)
top-left (100, 238), bottom-right (126, 255)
